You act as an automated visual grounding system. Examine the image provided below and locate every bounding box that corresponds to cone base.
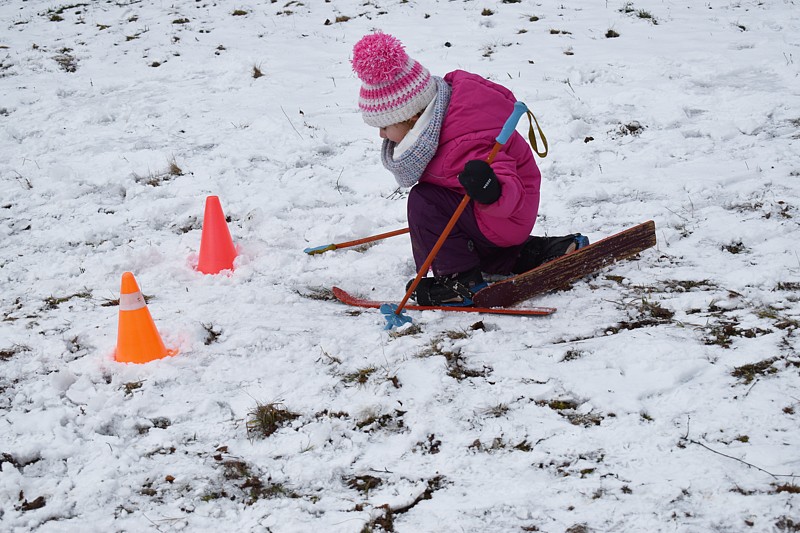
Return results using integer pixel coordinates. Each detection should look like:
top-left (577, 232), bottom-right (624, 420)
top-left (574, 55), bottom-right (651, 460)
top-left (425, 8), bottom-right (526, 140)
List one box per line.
top-left (195, 263), bottom-right (235, 275)
top-left (114, 348), bottom-right (178, 365)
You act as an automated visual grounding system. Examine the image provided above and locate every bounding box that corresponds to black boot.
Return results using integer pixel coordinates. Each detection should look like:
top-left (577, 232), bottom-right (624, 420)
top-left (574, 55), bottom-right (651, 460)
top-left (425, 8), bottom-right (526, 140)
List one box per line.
top-left (407, 267), bottom-right (487, 306)
top-left (512, 234), bottom-right (589, 274)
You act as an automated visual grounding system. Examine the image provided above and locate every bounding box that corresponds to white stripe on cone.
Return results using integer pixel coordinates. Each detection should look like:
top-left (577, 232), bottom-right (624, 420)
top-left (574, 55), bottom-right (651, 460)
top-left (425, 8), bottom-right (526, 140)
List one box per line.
top-left (119, 291), bottom-right (146, 311)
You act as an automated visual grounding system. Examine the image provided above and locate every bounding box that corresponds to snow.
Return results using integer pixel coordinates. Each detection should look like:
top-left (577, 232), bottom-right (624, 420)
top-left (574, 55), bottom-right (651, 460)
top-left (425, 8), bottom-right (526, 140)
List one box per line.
top-left (1, 0), bottom-right (799, 531)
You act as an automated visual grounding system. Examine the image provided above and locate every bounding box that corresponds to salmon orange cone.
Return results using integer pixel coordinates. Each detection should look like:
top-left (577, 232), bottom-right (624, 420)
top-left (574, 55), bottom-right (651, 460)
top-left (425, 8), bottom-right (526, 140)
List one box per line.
top-left (114, 272), bottom-right (177, 364)
top-left (197, 195), bottom-right (237, 274)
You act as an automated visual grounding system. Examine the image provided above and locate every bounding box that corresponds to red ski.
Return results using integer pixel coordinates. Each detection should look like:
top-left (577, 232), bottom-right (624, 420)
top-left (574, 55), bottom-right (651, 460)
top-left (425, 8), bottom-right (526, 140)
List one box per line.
top-left (472, 220), bottom-right (657, 308)
top-left (331, 287), bottom-right (556, 316)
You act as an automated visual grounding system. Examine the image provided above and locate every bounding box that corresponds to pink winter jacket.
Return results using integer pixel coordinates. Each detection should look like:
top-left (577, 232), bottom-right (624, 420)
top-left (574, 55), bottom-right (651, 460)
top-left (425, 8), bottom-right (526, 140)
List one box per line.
top-left (421, 70), bottom-right (541, 247)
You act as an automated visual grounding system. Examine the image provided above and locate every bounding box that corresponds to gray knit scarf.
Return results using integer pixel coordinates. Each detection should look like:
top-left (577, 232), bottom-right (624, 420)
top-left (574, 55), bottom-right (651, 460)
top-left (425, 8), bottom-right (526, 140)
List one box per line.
top-left (381, 76), bottom-right (451, 188)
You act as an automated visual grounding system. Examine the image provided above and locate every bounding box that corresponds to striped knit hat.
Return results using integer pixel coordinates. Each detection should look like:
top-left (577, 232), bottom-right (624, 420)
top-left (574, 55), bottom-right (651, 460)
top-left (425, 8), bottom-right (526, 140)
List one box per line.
top-left (351, 33), bottom-right (437, 128)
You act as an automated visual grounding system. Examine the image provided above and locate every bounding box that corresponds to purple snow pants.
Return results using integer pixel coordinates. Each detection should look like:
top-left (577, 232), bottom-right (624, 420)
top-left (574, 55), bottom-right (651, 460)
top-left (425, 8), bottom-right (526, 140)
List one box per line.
top-left (407, 182), bottom-right (523, 277)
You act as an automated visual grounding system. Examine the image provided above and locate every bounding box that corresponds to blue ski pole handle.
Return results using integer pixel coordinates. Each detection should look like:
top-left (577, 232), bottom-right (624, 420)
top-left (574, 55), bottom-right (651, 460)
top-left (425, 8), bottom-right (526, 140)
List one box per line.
top-left (304, 228), bottom-right (410, 255)
top-left (495, 101), bottom-right (529, 145)
top-left (304, 243), bottom-right (337, 255)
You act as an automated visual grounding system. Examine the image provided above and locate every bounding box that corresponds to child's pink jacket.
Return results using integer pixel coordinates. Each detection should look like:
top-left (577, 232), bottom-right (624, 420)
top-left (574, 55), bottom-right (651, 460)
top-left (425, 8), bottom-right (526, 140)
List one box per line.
top-left (421, 70), bottom-right (541, 247)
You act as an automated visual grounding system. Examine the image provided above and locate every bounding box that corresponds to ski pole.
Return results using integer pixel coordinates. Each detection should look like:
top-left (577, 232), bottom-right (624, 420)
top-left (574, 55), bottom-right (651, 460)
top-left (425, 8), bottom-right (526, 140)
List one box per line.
top-left (304, 227), bottom-right (410, 255)
top-left (388, 102), bottom-right (530, 324)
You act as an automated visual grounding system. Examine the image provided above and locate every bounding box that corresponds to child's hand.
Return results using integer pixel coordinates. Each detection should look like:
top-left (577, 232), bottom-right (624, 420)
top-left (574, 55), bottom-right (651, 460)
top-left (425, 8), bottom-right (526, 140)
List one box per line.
top-left (458, 160), bottom-right (501, 204)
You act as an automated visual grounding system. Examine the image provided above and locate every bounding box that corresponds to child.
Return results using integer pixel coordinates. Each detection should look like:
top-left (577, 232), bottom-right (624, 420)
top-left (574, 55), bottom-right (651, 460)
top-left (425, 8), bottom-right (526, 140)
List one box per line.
top-left (351, 32), bottom-right (587, 305)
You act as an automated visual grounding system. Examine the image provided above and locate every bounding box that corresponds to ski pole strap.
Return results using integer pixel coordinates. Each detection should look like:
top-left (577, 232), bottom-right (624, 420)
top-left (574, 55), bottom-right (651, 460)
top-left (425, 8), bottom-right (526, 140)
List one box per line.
top-left (525, 109), bottom-right (548, 158)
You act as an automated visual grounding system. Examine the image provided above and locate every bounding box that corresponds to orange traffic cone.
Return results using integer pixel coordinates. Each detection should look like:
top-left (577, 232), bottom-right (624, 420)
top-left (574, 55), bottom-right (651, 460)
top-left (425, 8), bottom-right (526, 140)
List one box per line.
top-left (114, 272), bottom-right (178, 364)
top-left (197, 195), bottom-right (237, 274)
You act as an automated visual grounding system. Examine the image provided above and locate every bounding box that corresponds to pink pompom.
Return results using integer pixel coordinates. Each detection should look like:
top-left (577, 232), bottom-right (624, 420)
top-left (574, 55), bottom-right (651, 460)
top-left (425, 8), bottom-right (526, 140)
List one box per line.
top-left (352, 33), bottom-right (409, 85)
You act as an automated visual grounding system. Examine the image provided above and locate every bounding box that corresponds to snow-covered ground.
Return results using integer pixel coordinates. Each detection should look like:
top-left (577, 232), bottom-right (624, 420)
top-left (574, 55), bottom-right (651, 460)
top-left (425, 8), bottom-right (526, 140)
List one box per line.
top-left (1, 1), bottom-right (799, 531)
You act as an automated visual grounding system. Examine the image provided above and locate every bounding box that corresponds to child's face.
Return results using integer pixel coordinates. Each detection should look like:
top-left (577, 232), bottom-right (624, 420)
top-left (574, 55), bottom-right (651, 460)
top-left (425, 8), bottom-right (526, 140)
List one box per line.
top-left (379, 115), bottom-right (419, 143)
top-left (379, 122), bottom-right (413, 143)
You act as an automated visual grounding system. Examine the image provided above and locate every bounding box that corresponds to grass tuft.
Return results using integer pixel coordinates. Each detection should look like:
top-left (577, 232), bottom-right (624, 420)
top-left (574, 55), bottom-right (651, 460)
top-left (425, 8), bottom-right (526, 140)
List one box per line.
top-left (388, 323), bottom-right (422, 338)
top-left (722, 241), bottom-right (748, 254)
top-left (562, 349), bottom-right (586, 362)
top-left (54, 49), bottom-right (78, 72)
top-left (218, 458), bottom-right (300, 503)
top-left (43, 290), bottom-right (91, 310)
top-left (296, 287), bottom-right (336, 301)
top-left (343, 366), bottom-right (376, 385)
top-left (731, 357), bottom-right (779, 384)
top-left (344, 474), bottom-right (382, 495)
top-left (482, 403), bottom-right (510, 417)
top-left (246, 402), bottom-right (300, 438)
top-left (355, 409), bottom-right (406, 433)
top-left (133, 158), bottom-right (184, 186)
top-left (361, 476), bottom-right (446, 532)
top-left (544, 399), bottom-right (579, 411)
top-left (705, 321), bottom-right (771, 348)
top-left (637, 10), bottom-right (656, 23)
top-left (615, 121), bottom-right (645, 137)
top-left (435, 346), bottom-right (489, 380)
top-left (0, 344), bottom-right (29, 361)
top-left (123, 380), bottom-right (144, 396)
top-left (202, 323), bottom-right (222, 345)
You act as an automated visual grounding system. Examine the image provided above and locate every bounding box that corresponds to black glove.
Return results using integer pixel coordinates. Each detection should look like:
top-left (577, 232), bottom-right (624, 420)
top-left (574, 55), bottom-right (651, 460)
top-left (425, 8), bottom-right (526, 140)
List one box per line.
top-left (458, 160), bottom-right (501, 204)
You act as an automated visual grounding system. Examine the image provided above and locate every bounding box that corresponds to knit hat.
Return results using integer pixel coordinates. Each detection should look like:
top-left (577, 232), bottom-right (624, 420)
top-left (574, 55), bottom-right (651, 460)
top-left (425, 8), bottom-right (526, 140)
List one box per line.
top-left (351, 33), bottom-right (437, 128)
